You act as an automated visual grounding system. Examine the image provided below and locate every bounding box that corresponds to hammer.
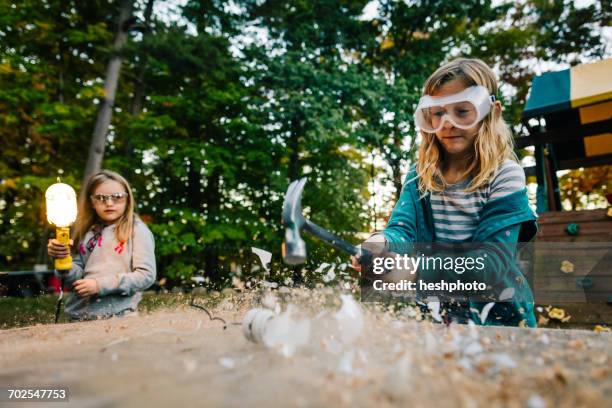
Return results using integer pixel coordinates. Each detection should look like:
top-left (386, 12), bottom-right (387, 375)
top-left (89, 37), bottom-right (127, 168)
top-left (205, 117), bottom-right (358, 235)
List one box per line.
top-left (281, 178), bottom-right (372, 265)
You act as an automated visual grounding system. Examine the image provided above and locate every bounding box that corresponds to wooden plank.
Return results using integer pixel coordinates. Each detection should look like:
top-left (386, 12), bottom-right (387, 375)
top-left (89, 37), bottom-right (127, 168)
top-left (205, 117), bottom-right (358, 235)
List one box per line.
top-left (528, 243), bottom-right (611, 254)
top-left (536, 221), bottom-right (612, 238)
top-left (534, 270), bottom-right (612, 279)
top-left (534, 276), bottom-right (612, 291)
top-left (558, 153), bottom-right (612, 171)
top-left (534, 290), bottom-right (611, 303)
top-left (532, 249), bottom-right (611, 261)
top-left (534, 303), bottom-right (612, 326)
top-left (535, 234), bottom-right (612, 242)
top-left (537, 209), bottom-right (609, 224)
top-left (513, 117), bottom-right (612, 148)
top-left (534, 269), bottom-right (612, 279)
top-left (532, 254), bottom-right (611, 277)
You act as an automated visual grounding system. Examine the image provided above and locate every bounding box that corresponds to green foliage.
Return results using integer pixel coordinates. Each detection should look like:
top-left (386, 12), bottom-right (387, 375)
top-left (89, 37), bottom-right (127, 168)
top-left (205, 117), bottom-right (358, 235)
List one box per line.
top-left (1, 0), bottom-right (609, 289)
top-left (0, 0), bottom-right (120, 267)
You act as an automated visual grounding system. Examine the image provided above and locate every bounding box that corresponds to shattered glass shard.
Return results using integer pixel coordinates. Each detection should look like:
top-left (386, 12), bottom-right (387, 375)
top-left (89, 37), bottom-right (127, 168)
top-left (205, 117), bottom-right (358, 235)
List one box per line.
top-left (334, 295), bottom-right (364, 344)
top-left (252, 247), bottom-right (272, 271)
top-left (478, 302), bottom-right (495, 324)
top-left (262, 305), bottom-right (311, 358)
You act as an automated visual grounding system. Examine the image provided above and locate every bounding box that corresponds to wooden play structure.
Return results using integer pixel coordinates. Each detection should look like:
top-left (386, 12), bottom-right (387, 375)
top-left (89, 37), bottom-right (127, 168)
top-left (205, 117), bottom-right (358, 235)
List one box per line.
top-left (516, 58), bottom-right (612, 325)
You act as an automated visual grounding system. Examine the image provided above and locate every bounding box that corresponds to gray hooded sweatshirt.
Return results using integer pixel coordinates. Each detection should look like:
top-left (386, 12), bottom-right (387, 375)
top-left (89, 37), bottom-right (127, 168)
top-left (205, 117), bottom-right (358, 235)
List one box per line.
top-left (56, 219), bottom-right (156, 320)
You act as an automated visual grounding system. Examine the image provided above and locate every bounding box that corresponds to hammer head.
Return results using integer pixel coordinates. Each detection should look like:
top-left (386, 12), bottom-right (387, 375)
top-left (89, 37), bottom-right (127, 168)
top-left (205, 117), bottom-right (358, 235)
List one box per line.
top-left (282, 178), bottom-right (307, 265)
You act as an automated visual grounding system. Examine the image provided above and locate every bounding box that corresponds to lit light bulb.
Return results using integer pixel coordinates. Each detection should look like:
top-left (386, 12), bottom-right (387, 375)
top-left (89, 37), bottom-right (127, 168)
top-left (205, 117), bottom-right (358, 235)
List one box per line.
top-left (45, 182), bottom-right (77, 270)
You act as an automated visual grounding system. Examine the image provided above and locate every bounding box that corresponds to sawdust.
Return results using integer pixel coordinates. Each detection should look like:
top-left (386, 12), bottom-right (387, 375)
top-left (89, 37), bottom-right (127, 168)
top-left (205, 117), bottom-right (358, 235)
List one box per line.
top-left (0, 289), bottom-right (610, 407)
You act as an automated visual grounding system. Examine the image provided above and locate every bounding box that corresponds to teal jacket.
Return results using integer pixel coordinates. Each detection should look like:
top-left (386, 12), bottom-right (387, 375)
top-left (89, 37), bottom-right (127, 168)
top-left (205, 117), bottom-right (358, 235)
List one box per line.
top-left (382, 167), bottom-right (538, 327)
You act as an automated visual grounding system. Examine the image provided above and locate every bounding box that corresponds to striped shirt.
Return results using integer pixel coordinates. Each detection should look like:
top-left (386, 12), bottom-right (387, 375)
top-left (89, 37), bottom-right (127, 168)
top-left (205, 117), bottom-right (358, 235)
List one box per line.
top-left (431, 160), bottom-right (526, 243)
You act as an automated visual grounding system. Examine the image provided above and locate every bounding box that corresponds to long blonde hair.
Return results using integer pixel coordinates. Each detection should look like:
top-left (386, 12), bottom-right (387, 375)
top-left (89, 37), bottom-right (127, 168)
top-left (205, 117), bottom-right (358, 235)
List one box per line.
top-left (416, 58), bottom-right (516, 193)
top-left (74, 170), bottom-right (136, 245)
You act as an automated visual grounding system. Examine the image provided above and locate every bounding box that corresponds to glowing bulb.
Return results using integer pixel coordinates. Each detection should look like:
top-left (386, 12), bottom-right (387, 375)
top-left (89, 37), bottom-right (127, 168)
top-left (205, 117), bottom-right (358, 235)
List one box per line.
top-left (45, 182), bottom-right (77, 271)
top-left (45, 183), bottom-right (77, 227)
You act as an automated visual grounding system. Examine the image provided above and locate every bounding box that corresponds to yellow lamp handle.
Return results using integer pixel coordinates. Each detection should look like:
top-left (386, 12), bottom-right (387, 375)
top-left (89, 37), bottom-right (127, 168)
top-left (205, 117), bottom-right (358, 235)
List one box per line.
top-left (54, 227), bottom-right (73, 271)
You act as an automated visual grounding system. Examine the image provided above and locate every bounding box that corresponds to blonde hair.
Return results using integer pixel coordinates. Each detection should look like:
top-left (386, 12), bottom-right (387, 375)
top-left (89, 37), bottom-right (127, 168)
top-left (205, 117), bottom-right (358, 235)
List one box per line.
top-left (74, 170), bottom-right (136, 245)
top-left (416, 58), bottom-right (517, 193)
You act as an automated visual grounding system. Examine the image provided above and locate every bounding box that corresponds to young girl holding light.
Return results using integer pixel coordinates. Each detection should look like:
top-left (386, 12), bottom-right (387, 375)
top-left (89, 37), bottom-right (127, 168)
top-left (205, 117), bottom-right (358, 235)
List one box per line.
top-left (48, 170), bottom-right (156, 321)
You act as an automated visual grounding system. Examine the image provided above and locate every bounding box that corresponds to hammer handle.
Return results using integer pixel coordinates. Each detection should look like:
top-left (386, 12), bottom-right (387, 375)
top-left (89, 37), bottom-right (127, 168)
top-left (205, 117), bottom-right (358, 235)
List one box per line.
top-left (303, 220), bottom-right (372, 264)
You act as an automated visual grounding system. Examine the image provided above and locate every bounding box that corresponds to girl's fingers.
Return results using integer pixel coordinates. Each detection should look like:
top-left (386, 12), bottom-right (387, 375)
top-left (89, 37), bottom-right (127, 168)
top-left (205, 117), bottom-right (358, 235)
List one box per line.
top-left (49, 240), bottom-right (70, 249)
top-left (48, 240), bottom-right (70, 258)
top-left (74, 281), bottom-right (89, 293)
top-left (75, 286), bottom-right (89, 297)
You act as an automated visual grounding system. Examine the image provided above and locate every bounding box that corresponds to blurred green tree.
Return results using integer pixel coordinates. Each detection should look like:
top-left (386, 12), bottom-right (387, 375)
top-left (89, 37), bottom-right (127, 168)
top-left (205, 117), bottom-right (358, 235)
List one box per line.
top-left (0, 0), bottom-right (122, 268)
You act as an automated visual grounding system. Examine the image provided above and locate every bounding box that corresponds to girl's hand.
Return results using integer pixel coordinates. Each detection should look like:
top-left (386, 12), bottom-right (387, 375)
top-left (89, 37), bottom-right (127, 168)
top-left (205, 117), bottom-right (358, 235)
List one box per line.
top-left (47, 239), bottom-right (73, 259)
top-left (350, 234), bottom-right (388, 272)
top-left (73, 279), bottom-right (99, 298)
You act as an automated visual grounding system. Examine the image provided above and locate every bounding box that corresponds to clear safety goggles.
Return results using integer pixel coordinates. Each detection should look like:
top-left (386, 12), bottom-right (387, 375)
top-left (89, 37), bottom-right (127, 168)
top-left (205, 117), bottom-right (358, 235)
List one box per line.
top-left (414, 85), bottom-right (495, 133)
top-left (90, 192), bottom-right (128, 204)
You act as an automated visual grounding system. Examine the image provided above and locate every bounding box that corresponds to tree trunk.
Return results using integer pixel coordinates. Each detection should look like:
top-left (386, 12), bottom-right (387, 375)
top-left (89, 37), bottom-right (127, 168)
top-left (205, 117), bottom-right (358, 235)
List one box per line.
top-left (187, 162), bottom-right (203, 209)
top-left (287, 115), bottom-right (302, 182)
top-left (129, 0), bottom-right (155, 116)
top-left (83, 0), bottom-right (133, 185)
top-left (203, 168), bottom-right (221, 282)
top-left (123, 0), bottom-right (155, 180)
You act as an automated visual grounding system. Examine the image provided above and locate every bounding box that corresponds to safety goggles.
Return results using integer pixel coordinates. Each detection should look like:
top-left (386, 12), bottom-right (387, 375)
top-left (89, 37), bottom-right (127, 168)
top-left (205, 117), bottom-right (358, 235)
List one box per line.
top-left (414, 85), bottom-right (495, 133)
top-left (90, 192), bottom-right (128, 204)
